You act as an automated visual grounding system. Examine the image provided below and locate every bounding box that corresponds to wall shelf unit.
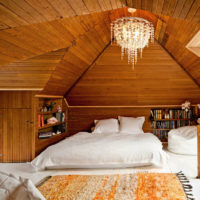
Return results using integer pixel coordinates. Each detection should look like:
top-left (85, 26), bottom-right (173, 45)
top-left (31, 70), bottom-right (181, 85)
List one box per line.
top-left (34, 96), bottom-right (68, 156)
top-left (150, 107), bottom-right (196, 142)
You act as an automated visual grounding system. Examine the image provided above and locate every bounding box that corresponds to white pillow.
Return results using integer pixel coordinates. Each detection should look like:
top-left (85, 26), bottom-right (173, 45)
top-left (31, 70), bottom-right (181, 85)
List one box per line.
top-left (118, 116), bottom-right (145, 134)
top-left (168, 126), bottom-right (197, 155)
top-left (92, 118), bottom-right (119, 134)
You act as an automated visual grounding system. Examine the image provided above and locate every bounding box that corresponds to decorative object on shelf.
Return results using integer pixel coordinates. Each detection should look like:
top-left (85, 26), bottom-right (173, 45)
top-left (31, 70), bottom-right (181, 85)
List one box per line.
top-left (181, 100), bottom-right (191, 112)
top-left (46, 102), bottom-right (56, 111)
top-left (111, 16), bottom-right (154, 68)
top-left (57, 105), bottom-right (62, 112)
top-left (43, 106), bottom-right (47, 112)
top-left (47, 117), bottom-right (58, 124)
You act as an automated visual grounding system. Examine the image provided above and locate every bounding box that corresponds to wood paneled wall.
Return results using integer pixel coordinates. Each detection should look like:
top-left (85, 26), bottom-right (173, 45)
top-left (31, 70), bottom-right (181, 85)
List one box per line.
top-left (66, 41), bottom-right (200, 106)
top-left (0, 91), bottom-right (38, 162)
top-left (0, 91), bottom-right (36, 108)
top-left (68, 106), bottom-right (151, 136)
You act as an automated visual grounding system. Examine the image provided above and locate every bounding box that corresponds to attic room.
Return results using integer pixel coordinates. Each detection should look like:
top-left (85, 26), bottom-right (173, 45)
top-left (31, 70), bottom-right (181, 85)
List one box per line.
top-left (0, 0), bottom-right (200, 199)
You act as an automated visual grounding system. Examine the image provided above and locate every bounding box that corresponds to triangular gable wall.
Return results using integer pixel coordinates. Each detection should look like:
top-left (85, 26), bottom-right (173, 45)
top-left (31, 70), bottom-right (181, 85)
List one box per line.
top-left (66, 41), bottom-right (200, 106)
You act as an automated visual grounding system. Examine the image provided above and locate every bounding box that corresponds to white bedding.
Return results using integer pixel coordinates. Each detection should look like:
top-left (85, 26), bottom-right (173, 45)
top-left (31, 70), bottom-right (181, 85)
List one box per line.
top-left (0, 171), bottom-right (45, 200)
top-left (31, 132), bottom-right (168, 171)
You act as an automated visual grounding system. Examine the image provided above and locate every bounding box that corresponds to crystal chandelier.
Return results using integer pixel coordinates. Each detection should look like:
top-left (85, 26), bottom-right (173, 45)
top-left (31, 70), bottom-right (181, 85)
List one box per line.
top-left (111, 17), bottom-right (154, 68)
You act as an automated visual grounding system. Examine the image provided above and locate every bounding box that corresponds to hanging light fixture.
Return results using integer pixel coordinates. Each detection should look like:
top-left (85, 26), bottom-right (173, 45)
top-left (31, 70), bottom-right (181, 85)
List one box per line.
top-left (111, 16), bottom-right (154, 68)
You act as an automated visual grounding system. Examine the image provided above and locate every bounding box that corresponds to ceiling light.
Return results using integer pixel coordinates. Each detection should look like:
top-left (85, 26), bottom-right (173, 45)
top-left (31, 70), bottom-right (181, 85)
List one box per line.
top-left (111, 17), bottom-right (154, 68)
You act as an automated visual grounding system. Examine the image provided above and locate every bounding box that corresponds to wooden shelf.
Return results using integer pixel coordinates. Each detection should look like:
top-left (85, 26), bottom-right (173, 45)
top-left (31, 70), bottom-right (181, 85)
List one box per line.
top-left (152, 118), bottom-right (191, 121)
top-left (151, 129), bottom-right (171, 130)
top-left (37, 133), bottom-right (66, 142)
top-left (38, 121), bottom-right (65, 130)
top-left (38, 110), bottom-right (58, 115)
top-left (38, 110), bottom-right (66, 115)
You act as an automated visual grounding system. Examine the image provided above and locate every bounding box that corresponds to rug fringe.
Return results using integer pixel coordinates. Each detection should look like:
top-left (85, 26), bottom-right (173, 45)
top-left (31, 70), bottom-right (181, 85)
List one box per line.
top-left (36, 176), bottom-right (52, 188)
top-left (176, 171), bottom-right (195, 200)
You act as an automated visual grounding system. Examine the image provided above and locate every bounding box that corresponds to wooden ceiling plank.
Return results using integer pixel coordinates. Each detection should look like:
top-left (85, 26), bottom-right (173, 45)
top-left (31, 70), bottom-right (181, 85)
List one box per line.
top-left (0, 31), bottom-right (43, 55)
top-left (1, 26), bottom-right (57, 57)
top-left (179, 0), bottom-right (195, 19)
top-left (146, 0), bottom-right (153, 12)
top-left (66, 0), bottom-right (89, 15)
top-left (24, 0), bottom-right (61, 21)
top-left (11, 0), bottom-right (47, 23)
top-left (115, 0), bottom-right (124, 8)
top-left (0, 48), bottom-right (66, 89)
top-left (162, 0), bottom-right (171, 15)
top-left (48, 20), bottom-right (75, 43)
top-left (186, 0), bottom-right (200, 21)
top-left (0, 4), bottom-right (28, 27)
top-left (0, 39), bottom-right (35, 60)
top-left (192, 7), bottom-right (200, 22)
top-left (97, 0), bottom-right (112, 11)
top-left (154, 18), bottom-right (162, 40)
top-left (48, 0), bottom-right (76, 18)
top-left (60, 17), bottom-right (86, 38)
top-left (0, 21), bottom-right (10, 30)
top-left (83, 0), bottom-right (102, 12)
top-left (152, 0), bottom-right (158, 13)
top-left (137, 0), bottom-right (142, 9)
top-left (166, 0), bottom-right (179, 16)
top-left (0, 0), bottom-right (39, 25)
top-left (156, 0), bottom-right (165, 14)
top-left (141, 0), bottom-right (146, 10)
top-left (109, 0), bottom-right (119, 10)
top-left (173, 0), bottom-right (187, 18)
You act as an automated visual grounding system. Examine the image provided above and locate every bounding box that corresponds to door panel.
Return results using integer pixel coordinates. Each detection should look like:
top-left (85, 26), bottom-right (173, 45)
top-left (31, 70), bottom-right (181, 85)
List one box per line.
top-left (2, 109), bottom-right (33, 162)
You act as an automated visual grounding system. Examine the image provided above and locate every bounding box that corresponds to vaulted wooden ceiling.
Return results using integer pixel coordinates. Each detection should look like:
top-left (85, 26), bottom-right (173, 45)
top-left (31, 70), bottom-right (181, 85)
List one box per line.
top-left (0, 1), bottom-right (199, 97)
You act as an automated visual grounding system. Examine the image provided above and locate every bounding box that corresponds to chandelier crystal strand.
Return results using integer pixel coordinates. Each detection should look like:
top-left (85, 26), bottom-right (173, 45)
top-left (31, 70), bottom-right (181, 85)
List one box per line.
top-left (111, 17), bottom-right (154, 68)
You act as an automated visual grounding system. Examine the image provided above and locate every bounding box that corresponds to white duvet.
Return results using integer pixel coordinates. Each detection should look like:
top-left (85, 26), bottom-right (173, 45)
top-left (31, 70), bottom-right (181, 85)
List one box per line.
top-left (31, 132), bottom-right (168, 171)
top-left (0, 171), bottom-right (45, 200)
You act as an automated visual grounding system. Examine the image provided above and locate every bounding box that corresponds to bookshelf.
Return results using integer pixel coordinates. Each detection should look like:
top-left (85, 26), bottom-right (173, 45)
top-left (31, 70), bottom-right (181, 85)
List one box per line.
top-left (34, 96), bottom-right (68, 155)
top-left (150, 107), bottom-right (195, 143)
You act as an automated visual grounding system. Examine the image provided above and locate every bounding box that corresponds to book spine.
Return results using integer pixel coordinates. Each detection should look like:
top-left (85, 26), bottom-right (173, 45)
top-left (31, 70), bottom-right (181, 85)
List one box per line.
top-left (41, 115), bottom-right (44, 127)
top-left (38, 114), bottom-right (41, 128)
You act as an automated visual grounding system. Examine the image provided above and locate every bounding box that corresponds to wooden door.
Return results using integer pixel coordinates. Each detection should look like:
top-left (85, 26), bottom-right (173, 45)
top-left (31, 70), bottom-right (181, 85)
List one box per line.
top-left (2, 109), bottom-right (33, 162)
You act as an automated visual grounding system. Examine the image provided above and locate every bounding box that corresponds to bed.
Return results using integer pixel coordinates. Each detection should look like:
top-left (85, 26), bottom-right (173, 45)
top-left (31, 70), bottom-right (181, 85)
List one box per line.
top-left (31, 131), bottom-right (168, 171)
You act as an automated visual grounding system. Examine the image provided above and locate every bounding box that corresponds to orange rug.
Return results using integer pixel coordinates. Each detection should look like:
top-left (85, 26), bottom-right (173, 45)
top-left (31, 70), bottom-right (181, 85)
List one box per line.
top-left (37, 172), bottom-right (193, 200)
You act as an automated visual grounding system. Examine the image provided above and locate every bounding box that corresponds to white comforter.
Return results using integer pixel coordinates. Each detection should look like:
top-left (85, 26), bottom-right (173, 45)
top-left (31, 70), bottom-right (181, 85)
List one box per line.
top-left (31, 132), bottom-right (168, 171)
top-left (0, 171), bottom-right (45, 200)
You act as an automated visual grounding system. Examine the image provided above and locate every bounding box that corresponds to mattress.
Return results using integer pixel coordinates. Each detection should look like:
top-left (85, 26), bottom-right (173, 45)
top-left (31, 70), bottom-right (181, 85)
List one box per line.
top-left (31, 132), bottom-right (168, 171)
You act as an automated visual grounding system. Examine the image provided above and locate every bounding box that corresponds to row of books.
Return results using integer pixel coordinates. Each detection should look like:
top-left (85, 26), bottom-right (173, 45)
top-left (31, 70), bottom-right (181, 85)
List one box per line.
top-left (151, 120), bottom-right (191, 129)
top-left (38, 112), bottom-right (65, 128)
top-left (151, 109), bottom-right (193, 120)
top-left (168, 109), bottom-right (192, 119)
top-left (152, 130), bottom-right (168, 141)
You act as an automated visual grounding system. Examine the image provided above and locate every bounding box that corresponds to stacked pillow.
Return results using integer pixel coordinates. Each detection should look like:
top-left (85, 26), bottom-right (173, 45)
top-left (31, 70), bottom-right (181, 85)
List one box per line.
top-left (92, 116), bottom-right (145, 134)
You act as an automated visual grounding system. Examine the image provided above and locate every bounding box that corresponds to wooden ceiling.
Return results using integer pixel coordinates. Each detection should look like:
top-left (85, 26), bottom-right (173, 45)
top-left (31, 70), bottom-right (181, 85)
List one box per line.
top-left (0, 0), bottom-right (199, 30)
top-left (0, 48), bottom-right (67, 89)
top-left (0, 1), bottom-right (199, 98)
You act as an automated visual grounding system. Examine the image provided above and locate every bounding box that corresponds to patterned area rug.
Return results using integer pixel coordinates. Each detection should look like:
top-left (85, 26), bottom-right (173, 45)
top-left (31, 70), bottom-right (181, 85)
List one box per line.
top-left (37, 172), bottom-right (193, 200)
